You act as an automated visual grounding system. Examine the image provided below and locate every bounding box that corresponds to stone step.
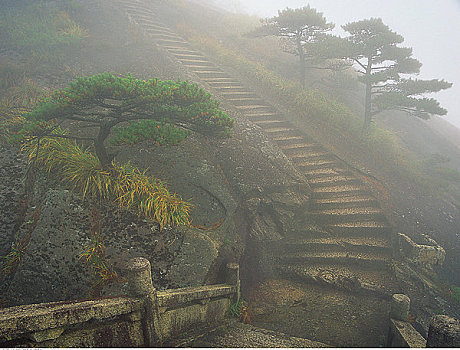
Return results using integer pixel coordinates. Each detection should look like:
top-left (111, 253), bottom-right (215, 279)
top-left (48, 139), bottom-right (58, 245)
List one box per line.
top-left (324, 221), bottom-right (392, 236)
top-left (266, 237), bottom-right (391, 255)
top-left (309, 177), bottom-right (363, 189)
top-left (234, 104), bottom-right (274, 111)
top-left (244, 112), bottom-right (280, 121)
top-left (204, 79), bottom-right (242, 85)
top-left (302, 167), bottom-right (349, 177)
top-left (276, 264), bottom-right (393, 294)
top-left (223, 94), bottom-right (261, 102)
top-left (183, 64), bottom-right (219, 71)
top-left (253, 119), bottom-right (286, 126)
top-left (255, 120), bottom-right (291, 129)
top-left (144, 27), bottom-right (176, 36)
top-left (285, 151), bottom-right (331, 161)
top-left (277, 251), bottom-right (390, 269)
top-left (163, 47), bottom-right (200, 55)
top-left (134, 18), bottom-right (166, 28)
top-left (278, 142), bottom-right (320, 151)
top-left (155, 38), bottom-right (189, 45)
top-left (217, 91), bottom-right (257, 98)
top-left (176, 59), bottom-right (213, 66)
top-left (124, 7), bottom-right (155, 17)
top-left (294, 158), bottom-right (340, 171)
top-left (272, 135), bottom-right (306, 143)
top-left (310, 185), bottom-right (369, 198)
top-left (308, 175), bottom-right (359, 185)
top-left (171, 53), bottom-right (207, 60)
top-left (260, 126), bottom-right (295, 134)
top-left (313, 195), bottom-right (380, 210)
top-left (193, 70), bottom-right (229, 78)
top-left (226, 97), bottom-right (266, 106)
top-left (142, 25), bottom-right (175, 33)
top-left (212, 85), bottom-right (247, 91)
top-left (310, 208), bottom-right (386, 224)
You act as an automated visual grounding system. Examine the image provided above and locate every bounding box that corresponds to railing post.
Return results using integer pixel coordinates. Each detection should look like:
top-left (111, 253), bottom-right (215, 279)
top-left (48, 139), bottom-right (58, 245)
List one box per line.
top-left (387, 293), bottom-right (411, 347)
top-left (426, 315), bottom-right (460, 347)
top-left (390, 294), bottom-right (410, 321)
top-left (125, 257), bottom-right (163, 346)
top-left (226, 263), bottom-right (240, 303)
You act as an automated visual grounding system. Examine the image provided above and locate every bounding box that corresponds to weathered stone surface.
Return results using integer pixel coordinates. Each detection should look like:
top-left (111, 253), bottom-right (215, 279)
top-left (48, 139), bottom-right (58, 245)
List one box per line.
top-left (183, 319), bottom-right (331, 348)
top-left (4, 189), bottom-right (93, 306)
top-left (124, 257), bottom-right (156, 297)
top-left (0, 297), bottom-right (143, 339)
top-left (427, 315), bottom-right (460, 347)
top-left (0, 147), bottom-right (27, 288)
top-left (27, 327), bottom-right (65, 343)
top-left (159, 297), bottom-right (230, 341)
top-left (157, 284), bottom-right (236, 309)
top-left (168, 230), bottom-right (219, 287)
top-left (390, 294), bottom-right (411, 321)
top-left (43, 320), bottom-right (144, 348)
top-left (398, 233), bottom-right (446, 268)
top-left (388, 319), bottom-right (426, 348)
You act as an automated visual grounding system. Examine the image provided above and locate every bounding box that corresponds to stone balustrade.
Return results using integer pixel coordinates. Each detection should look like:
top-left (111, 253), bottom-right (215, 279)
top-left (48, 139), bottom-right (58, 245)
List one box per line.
top-left (387, 293), bottom-right (460, 348)
top-left (0, 258), bottom-right (239, 347)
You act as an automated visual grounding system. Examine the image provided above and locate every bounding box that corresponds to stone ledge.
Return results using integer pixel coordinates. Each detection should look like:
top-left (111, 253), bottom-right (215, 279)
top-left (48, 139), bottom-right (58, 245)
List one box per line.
top-left (389, 319), bottom-right (426, 348)
top-left (0, 297), bottom-right (143, 339)
top-left (157, 284), bottom-right (236, 309)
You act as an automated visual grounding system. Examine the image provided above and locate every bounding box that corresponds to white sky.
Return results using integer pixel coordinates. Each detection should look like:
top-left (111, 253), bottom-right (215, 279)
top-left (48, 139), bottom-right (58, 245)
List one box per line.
top-left (215, 0), bottom-right (460, 129)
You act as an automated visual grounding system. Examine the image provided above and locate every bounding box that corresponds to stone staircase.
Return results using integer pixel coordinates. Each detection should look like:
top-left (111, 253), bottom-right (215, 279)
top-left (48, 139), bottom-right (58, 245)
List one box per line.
top-left (116, 0), bottom-right (397, 297)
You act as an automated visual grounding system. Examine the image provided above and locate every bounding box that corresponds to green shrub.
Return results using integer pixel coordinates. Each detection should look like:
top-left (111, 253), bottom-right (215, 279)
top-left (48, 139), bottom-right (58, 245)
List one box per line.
top-left (109, 119), bottom-right (190, 146)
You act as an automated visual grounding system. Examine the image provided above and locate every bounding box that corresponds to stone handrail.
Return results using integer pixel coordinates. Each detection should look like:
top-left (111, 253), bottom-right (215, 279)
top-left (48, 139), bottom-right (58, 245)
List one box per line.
top-left (0, 258), bottom-right (240, 347)
top-left (387, 293), bottom-right (460, 348)
top-left (157, 284), bottom-right (236, 309)
top-left (0, 297), bottom-right (144, 344)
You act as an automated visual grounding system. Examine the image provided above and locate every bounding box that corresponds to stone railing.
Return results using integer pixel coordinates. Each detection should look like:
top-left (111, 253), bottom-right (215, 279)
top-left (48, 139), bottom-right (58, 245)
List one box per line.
top-left (0, 258), bottom-right (239, 347)
top-left (387, 293), bottom-right (460, 348)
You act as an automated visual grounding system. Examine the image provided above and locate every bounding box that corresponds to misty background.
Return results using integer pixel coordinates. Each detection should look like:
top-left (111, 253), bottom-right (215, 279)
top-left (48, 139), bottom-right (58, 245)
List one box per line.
top-left (211, 0), bottom-right (460, 130)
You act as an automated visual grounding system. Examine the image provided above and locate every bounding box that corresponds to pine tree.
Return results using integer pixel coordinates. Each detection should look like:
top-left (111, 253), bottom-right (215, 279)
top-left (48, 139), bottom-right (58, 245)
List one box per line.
top-left (340, 18), bottom-right (452, 133)
top-left (25, 73), bottom-right (234, 168)
top-left (247, 6), bottom-right (334, 87)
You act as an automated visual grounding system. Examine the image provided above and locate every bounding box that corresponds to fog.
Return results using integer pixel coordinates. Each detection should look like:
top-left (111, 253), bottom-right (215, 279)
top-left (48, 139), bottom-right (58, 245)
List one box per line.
top-left (214, 0), bottom-right (460, 129)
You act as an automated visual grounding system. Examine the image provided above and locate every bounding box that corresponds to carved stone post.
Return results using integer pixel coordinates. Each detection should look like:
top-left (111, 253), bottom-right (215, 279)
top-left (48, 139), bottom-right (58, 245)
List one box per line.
top-left (226, 263), bottom-right (240, 303)
top-left (390, 294), bottom-right (410, 321)
top-left (426, 315), bottom-right (460, 347)
top-left (125, 257), bottom-right (163, 346)
top-left (387, 294), bottom-right (411, 347)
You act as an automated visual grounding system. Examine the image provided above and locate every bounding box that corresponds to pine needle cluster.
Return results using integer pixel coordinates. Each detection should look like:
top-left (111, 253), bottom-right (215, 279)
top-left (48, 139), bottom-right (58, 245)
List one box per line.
top-left (22, 133), bottom-right (192, 230)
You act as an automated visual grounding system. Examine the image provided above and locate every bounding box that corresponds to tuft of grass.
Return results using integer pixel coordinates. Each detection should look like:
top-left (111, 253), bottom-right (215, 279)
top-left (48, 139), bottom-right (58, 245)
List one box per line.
top-left (5, 78), bottom-right (48, 107)
top-left (22, 133), bottom-right (192, 230)
top-left (2, 234), bottom-right (31, 275)
top-left (0, 62), bottom-right (26, 90)
top-left (80, 207), bottom-right (120, 294)
top-left (115, 162), bottom-right (192, 229)
top-left (0, 2), bottom-right (87, 68)
top-left (229, 297), bottom-right (252, 324)
top-left (451, 285), bottom-right (460, 305)
top-left (109, 119), bottom-right (190, 146)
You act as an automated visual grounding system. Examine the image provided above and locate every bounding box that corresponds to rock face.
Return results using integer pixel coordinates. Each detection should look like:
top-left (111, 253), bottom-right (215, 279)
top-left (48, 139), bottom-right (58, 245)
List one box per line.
top-left (397, 233), bottom-right (446, 269)
top-left (427, 315), bottom-right (460, 347)
top-left (0, 147), bottom-right (27, 264)
top-left (4, 189), bottom-right (93, 306)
